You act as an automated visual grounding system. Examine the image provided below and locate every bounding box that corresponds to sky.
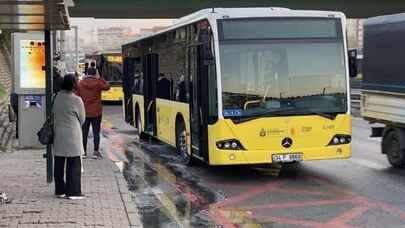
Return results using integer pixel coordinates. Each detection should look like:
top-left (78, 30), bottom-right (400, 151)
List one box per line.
top-left (71, 18), bottom-right (175, 33)
top-left (69, 18), bottom-right (174, 44)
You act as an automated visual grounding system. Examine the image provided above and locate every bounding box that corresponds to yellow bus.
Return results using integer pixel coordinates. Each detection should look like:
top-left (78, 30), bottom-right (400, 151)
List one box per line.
top-left (97, 53), bottom-right (124, 102)
top-left (122, 8), bottom-right (354, 165)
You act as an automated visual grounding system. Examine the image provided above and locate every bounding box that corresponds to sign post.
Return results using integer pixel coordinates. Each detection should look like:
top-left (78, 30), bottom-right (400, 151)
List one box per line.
top-left (44, 30), bottom-right (53, 183)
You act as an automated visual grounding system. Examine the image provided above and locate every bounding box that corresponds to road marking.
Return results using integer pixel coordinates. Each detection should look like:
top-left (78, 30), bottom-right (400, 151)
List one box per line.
top-left (349, 158), bottom-right (387, 170)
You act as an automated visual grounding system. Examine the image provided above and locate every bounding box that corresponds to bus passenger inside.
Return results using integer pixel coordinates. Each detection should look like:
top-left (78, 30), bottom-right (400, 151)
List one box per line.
top-left (176, 75), bottom-right (187, 103)
top-left (157, 73), bottom-right (171, 100)
top-left (134, 70), bottom-right (143, 94)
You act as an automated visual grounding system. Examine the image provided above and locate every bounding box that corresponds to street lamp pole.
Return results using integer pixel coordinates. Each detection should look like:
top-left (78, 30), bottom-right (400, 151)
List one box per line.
top-left (72, 25), bottom-right (79, 71)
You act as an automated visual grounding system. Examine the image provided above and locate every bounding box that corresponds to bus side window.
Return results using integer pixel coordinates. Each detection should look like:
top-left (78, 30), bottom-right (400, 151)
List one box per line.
top-left (157, 73), bottom-right (171, 99)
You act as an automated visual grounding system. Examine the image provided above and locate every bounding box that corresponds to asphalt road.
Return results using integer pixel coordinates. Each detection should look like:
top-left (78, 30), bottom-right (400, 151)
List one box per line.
top-left (101, 105), bottom-right (405, 228)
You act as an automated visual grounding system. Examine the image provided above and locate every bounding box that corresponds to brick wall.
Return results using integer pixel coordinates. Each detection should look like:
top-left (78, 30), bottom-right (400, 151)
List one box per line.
top-left (0, 44), bottom-right (12, 93)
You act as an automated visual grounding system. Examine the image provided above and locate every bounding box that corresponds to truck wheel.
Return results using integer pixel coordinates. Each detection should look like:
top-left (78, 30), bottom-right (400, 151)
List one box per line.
top-left (383, 130), bottom-right (405, 168)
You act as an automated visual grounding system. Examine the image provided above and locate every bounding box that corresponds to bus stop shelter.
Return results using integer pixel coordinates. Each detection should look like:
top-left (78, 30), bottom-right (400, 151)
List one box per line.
top-left (0, 0), bottom-right (73, 183)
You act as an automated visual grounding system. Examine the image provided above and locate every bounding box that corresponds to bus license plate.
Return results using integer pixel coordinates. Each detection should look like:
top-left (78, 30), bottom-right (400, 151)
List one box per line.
top-left (272, 153), bottom-right (303, 163)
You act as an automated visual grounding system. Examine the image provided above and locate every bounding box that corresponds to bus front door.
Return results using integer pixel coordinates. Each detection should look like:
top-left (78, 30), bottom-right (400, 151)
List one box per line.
top-left (189, 46), bottom-right (209, 161)
top-left (143, 53), bottom-right (159, 136)
top-left (122, 57), bottom-right (136, 125)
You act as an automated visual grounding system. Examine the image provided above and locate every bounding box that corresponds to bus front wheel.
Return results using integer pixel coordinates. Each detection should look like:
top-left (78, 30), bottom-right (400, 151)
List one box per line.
top-left (176, 122), bottom-right (194, 166)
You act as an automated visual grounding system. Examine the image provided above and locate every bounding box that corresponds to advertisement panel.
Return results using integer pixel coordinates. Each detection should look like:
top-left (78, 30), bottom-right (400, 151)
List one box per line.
top-left (12, 32), bottom-right (45, 94)
top-left (19, 40), bottom-right (45, 89)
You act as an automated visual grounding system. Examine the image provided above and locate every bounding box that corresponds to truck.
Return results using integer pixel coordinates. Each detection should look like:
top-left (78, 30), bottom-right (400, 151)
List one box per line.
top-left (361, 13), bottom-right (405, 168)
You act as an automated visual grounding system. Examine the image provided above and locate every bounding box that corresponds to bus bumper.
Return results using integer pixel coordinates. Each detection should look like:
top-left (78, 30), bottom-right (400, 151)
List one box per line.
top-left (102, 87), bottom-right (124, 102)
top-left (208, 144), bottom-right (351, 165)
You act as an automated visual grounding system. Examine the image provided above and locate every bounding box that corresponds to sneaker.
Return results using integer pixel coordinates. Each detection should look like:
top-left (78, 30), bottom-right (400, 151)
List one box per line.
top-left (92, 151), bottom-right (103, 159)
top-left (67, 195), bottom-right (85, 200)
top-left (55, 194), bottom-right (66, 198)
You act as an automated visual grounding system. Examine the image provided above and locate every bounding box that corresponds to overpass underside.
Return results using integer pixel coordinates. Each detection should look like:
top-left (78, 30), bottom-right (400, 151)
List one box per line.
top-left (70, 0), bottom-right (405, 18)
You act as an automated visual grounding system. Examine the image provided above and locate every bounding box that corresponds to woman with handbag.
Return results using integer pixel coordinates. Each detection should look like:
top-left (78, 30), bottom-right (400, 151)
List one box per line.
top-left (52, 74), bottom-right (86, 200)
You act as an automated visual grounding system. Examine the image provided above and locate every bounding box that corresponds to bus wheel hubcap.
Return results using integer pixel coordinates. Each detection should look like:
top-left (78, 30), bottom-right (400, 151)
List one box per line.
top-left (179, 130), bottom-right (188, 160)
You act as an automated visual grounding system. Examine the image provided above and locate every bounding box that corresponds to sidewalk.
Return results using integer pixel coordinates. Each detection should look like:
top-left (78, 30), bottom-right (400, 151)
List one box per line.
top-left (0, 149), bottom-right (141, 227)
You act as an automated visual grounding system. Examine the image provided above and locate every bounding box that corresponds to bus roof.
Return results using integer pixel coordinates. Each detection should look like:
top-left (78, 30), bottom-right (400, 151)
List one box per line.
top-left (122, 7), bottom-right (345, 49)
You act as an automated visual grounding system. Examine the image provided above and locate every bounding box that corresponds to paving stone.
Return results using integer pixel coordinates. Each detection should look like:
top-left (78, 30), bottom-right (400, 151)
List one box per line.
top-left (0, 149), bottom-right (142, 227)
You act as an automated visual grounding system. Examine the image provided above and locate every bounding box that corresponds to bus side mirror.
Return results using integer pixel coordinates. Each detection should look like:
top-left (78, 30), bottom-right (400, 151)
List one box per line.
top-left (348, 49), bottom-right (358, 78)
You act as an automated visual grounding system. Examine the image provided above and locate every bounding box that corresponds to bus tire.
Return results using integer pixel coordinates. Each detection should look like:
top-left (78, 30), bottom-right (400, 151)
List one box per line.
top-left (176, 120), bottom-right (194, 166)
top-left (383, 130), bottom-right (405, 168)
top-left (136, 109), bottom-right (148, 140)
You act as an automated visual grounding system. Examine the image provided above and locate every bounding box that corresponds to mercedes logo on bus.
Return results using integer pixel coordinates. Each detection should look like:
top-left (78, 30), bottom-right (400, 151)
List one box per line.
top-left (281, 137), bottom-right (293, 148)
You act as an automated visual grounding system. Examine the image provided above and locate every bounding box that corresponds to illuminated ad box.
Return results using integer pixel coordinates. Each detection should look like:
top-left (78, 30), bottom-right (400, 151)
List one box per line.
top-left (12, 32), bottom-right (45, 94)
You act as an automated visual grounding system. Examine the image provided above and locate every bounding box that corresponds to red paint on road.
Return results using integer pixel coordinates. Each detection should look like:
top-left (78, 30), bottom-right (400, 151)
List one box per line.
top-left (241, 198), bottom-right (365, 211)
top-left (325, 206), bottom-right (370, 227)
top-left (207, 209), bottom-right (238, 228)
top-left (215, 181), bottom-right (280, 208)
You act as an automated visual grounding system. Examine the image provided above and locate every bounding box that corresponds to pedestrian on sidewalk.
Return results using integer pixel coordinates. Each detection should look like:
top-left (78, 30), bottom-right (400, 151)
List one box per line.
top-left (83, 62), bottom-right (89, 75)
top-left (77, 65), bottom-right (111, 159)
top-left (53, 74), bottom-right (86, 200)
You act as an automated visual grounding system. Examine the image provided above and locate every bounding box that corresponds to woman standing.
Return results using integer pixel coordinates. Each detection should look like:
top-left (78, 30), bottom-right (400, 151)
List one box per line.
top-left (53, 74), bottom-right (86, 199)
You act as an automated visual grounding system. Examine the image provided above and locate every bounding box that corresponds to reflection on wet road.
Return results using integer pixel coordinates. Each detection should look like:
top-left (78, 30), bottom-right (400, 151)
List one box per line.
top-left (102, 106), bottom-right (405, 228)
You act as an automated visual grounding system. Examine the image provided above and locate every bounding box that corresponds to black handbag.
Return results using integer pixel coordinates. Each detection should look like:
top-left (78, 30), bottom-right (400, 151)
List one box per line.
top-left (37, 93), bottom-right (57, 145)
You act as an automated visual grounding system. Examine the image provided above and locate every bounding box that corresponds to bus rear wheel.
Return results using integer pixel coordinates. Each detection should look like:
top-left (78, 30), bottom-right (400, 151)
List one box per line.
top-left (383, 130), bottom-right (405, 168)
top-left (176, 122), bottom-right (193, 166)
top-left (136, 110), bottom-right (148, 141)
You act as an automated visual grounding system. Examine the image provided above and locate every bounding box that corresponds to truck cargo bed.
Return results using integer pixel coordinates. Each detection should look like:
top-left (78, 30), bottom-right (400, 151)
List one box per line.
top-left (362, 90), bottom-right (405, 126)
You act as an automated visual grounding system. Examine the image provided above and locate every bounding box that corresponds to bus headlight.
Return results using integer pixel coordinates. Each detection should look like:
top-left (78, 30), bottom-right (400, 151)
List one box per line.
top-left (328, 135), bottom-right (351, 145)
top-left (217, 139), bottom-right (245, 150)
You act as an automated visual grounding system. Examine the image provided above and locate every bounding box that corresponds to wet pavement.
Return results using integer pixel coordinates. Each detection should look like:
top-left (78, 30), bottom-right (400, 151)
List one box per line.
top-left (102, 105), bottom-right (405, 228)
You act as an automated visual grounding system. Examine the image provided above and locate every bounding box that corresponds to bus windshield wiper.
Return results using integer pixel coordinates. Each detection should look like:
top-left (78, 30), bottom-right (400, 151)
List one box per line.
top-left (231, 107), bottom-right (296, 124)
top-left (299, 109), bottom-right (338, 120)
top-left (231, 108), bottom-right (339, 124)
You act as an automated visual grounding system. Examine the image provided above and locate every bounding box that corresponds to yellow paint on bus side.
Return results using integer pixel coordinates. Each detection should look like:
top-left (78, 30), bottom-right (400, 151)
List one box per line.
top-left (102, 86), bottom-right (124, 102)
top-left (207, 114), bottom-right (351, 165)
top-left (156, 99), bottom-right (190, 153)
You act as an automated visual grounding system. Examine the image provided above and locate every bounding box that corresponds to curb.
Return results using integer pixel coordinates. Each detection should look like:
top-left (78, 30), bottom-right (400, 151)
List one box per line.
top-left (110, 155), bottom-right (143, 227)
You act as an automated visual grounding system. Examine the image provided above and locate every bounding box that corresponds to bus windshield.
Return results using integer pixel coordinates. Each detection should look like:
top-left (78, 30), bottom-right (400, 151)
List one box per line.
top-left (101, 55), bottom-right (123, 83)
top-left (218, 18), bottom-right (347, 118)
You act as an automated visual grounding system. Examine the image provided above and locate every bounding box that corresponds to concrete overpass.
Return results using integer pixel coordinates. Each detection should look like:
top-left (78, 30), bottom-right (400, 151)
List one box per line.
top-left (70, 0), bottom-right (405, 19)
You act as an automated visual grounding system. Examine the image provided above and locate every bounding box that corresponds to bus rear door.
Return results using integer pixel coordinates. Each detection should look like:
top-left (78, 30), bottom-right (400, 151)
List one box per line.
top-left (143, 53), bottom-right (159, 136)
